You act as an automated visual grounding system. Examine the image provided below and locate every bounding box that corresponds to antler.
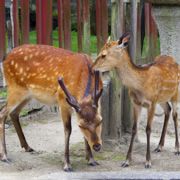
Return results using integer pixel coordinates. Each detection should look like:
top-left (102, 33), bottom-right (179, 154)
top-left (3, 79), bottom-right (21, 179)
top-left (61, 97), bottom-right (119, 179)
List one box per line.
top-left (58, 77), bottom-right (81, 112)
top-left (92, 69), bottom-right (103, 108)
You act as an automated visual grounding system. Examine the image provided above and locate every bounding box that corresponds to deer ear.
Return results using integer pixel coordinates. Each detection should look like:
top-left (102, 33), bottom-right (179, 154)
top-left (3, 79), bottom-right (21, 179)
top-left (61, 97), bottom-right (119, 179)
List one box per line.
top-left (118, 30), bottom-right (131, 47)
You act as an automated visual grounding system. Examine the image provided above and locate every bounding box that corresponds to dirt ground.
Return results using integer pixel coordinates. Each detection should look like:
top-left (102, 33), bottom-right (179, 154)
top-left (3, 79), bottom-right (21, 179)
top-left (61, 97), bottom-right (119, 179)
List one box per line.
top-left (0, 104), bottom-right (180, 179)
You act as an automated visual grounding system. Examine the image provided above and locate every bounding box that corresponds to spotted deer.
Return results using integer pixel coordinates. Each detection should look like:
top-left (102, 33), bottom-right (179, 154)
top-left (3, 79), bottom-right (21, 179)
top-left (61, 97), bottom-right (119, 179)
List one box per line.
top-left (0, 44), bottom-right (103, 172)
top-left (91, 30), bottom-right (180, 168)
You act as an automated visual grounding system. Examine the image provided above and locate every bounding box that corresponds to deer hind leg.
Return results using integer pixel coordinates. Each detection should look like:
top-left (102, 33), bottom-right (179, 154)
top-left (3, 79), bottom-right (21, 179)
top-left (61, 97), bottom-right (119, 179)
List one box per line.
top-left (9, 96), bottom-right (33, 152)
top-left (171, 92), bottom-right (180, 155)
top-left (84, 138), bottom-right (99, 166)
top-left (155, 102), bottom-right (171, 152)
top-left (145, 102), bottom-right (156, 169)
top-left (121, 104), bottom-right (142, 168)
top-left (59, 102), bottom-right (73, 172)
top-left (0, 102), bottom-right (9, 162)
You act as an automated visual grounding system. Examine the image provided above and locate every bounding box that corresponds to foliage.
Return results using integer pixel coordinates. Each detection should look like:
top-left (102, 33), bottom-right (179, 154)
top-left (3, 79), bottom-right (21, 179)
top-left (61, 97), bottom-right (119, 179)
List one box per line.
top-left (0, 91), bottom-right (8, 98)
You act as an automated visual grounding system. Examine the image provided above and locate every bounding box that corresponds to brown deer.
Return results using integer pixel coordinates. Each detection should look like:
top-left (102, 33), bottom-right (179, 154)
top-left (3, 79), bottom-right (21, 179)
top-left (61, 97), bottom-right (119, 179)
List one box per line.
top-left (91, 30), bottom-right (180, 168)
top-left (0, 44), bottom-right (103, 172)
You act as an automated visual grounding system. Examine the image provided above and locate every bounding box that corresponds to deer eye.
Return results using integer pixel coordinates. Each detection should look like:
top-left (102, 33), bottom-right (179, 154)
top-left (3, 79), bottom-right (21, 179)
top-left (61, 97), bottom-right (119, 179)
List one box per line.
top-left (102, 54), bottom-right (106, 58)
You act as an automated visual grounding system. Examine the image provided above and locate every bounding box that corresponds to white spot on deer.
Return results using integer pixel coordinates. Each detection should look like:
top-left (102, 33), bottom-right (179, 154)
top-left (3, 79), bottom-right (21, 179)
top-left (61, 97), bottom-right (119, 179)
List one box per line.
top-left (10, 73), bottom-right (14, 76)
top-left (41, 52), bottom-right (45, 55)
top-left (29, 84), bottom-right (35, 88)
top-left (26, 67), bottom-right (30, 71)
top-left (24, 56), bottom-right (28, 61)
top-left (35, 52), bottom-right (39, 56)
top-left (24, 72), bottom-right (27, 76)
top-left (18, 48), bottom-right (22, 52)
top-left (55, 72), bottom-right (58, 75)
top-left (32, 73), bottom-right (36, 76)
top-left (43, 74), bottom-right (47, 78)
top-left (11, 60), bottom-right (14, 65)
top-left (49, 58), bottom-right (53, 63)
top-left (20, 68), bottom-right (23, 74)
top-left (29, 54), bottom-right (33, 59)
top-left (47, 77), bottom-right (50, 81)
top-left (20, 52), bottom-right (23, 55)
top-left (15, 63), bottom-right (18, 68)
top-left (20, 77), bottom-right (24, 81)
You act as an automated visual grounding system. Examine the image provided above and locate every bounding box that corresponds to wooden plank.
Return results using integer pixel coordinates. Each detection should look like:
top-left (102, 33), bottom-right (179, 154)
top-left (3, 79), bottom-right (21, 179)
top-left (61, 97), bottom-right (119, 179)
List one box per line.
top-left (96, 0), bottom-right (101, 54)
top-left (47, 0), bottom-right (53, 45)
top-left (57, 0), bottom-right (63, 48)
top-left (149, 4), bottom-right (158, 60)
top-left (62, 0), bottom-right (71, 50)
top-left (0, 0), bottom-right (6, 60)
top-left (21, 0), bottom-right (29, 44)
top-left (77, 0), bottom-right (82, 53)
top-left (145, 3), bottom-right (150, 63)
top-left (36, 0), bottom-right (42, 44)
top-left (83, 0), bottom-right (90, 55)
top-left (136, 2), bottom-right (141, 58)
top-left (101, 0), bottom-right (108, 45)
top-left (117, 0), bottom-right (124, 39)
top-left (13, 0), bottom-right (20, 47)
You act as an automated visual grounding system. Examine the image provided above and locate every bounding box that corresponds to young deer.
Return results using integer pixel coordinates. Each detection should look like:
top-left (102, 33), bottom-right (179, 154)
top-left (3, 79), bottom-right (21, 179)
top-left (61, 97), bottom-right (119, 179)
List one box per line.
top-left (0, 44), bottom-right (103, 172)
top-left (91, 30), bottom-right (180, 168)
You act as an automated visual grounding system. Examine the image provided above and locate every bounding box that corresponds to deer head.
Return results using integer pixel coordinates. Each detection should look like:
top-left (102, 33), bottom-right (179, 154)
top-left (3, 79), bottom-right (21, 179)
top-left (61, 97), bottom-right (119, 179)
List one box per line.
top-left (58, 70), bottom-right (103, 151)
top-left (91, 30), bottom-right (131, 71)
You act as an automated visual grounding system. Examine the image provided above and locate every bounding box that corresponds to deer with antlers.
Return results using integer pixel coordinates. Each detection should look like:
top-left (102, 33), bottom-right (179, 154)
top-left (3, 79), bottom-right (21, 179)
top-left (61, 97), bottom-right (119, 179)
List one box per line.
top-left (91, 30), bottom-right (180, 168)
top-left (0, 44), bottom-right (103, 172)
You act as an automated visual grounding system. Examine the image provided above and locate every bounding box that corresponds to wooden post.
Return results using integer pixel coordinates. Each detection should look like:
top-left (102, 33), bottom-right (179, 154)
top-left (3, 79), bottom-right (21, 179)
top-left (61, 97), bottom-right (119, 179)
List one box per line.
top-left (101, 0), bottom-right (108, 45)
top-left (13, 0), bottom-right (20, 47)
top-left (63, 0), bottom-right (71, 50)
top-left (145, 3), bottom-right (150, 63)
top-left (117, 0), bottom-right (124, 38)
top-left (57, 0), bottom-right (63, 48)
top-left (96, 0), bottom-right (101, 54)
top-left (21, 0), bottom-right (29, 44)
top-left (36, 0), bottom-right (52, 45)
top-left (83, 0), bottom-right (90, 55)
top-left (0, 0), bottom-right (6, 60)
top-left (77, 0), bottom-right (82, 53)
top-left (136, 2), bottom-right (141, 58)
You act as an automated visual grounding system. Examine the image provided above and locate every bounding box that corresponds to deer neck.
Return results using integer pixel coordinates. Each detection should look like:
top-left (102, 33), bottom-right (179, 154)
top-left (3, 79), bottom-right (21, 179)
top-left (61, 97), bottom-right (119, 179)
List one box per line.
top-left (115, 51), bottom-right (142, 90)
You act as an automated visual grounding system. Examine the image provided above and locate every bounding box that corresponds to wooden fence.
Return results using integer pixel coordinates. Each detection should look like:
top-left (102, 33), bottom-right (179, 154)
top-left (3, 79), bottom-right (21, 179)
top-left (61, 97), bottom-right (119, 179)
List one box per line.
top-left (0, 0), bottom-right (158, 61)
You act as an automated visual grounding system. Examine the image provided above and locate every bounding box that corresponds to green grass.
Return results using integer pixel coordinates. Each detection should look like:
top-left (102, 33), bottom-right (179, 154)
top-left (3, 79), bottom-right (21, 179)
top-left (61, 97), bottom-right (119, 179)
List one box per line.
top-left (0, 91), bottom-right (8, 98)
top-left (29, 30), bottom-right (98, 54)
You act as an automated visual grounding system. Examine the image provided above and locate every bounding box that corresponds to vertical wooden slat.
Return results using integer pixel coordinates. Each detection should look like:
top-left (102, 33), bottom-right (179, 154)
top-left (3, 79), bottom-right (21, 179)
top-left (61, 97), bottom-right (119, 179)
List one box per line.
top-left (13, 0), bottom-right (20, 47)
top-left (63, 0), bottom-right (71, 50)
top-left (0, 0), bottom-right (6, 59)
top-left (21, 0), bottom-right (29, 44)
top-left (136, 1), bottom-right (141, 58)
top-left (36, 0), bottom-right (41, 44)
top-left (57, 0), bottom-right (63, 48)
top-left (36, 0), bottom-right (52, 45)
top-left (117, 0), bottom-right (124, 38)
top-left (77, 0), bottom-right (82, 53)
top-left (96, 0), bottom-right (101, 54)
top-left (149, 4), bottom-right (158, 60)
top-left (101, 0), bottom-right (108, 45)
top-left (145, 3), bottom-right (150, 63)
top-left (83, 0), bottom-right (90, 55)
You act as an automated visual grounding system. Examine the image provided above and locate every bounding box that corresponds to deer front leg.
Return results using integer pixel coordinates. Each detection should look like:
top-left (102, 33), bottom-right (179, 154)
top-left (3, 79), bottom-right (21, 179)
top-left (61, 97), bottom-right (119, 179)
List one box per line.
top-left (61, 105), bottom-right (73, 172)
top-left (145, 103), bottom-right (156, 168)
top-left (121, 104), bottom-right (141, 167)
top-left (0, 103), bottom-right (10, 162)
top-left (84, 138), bottom-right (99, 166)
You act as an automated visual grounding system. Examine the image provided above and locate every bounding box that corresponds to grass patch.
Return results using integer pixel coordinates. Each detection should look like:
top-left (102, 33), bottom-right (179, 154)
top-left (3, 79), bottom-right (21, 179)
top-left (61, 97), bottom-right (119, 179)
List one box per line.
top-left (29, 30), bottom-right (98, 54)
top-left (0, 91), bottom-right (8, 98)
top-left (19, 110), bottom-right (29, 117)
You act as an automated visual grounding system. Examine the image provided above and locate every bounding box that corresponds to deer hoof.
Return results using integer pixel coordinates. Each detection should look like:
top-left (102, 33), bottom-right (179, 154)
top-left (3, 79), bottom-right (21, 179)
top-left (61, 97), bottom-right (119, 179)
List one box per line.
top-left (121, 163), bottom-right (129, 168)
top-left (2, 158), bottom-right (11, 163)
top-left (64, 167), bottom-right (74, 172)
top-left (28, 148), bottom-right (34, 152)
top-left (88, 161), bottom-right (99, 166)
top-left (154, 148), bottom-right (161, 152)
top-left (175, 152), bottom-right (180, 155)
top-left (145, 164), bottom-right (151, 169)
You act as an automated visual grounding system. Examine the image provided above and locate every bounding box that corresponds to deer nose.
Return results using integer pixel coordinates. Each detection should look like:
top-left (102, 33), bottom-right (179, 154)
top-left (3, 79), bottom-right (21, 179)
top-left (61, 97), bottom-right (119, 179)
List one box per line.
top-left (93, 144), bottom-right (101, 152)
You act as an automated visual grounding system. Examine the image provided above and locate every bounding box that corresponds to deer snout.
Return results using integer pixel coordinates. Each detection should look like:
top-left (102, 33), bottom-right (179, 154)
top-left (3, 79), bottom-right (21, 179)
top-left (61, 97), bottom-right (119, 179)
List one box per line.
top-left (93, 144), bottom-right (101, 152)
